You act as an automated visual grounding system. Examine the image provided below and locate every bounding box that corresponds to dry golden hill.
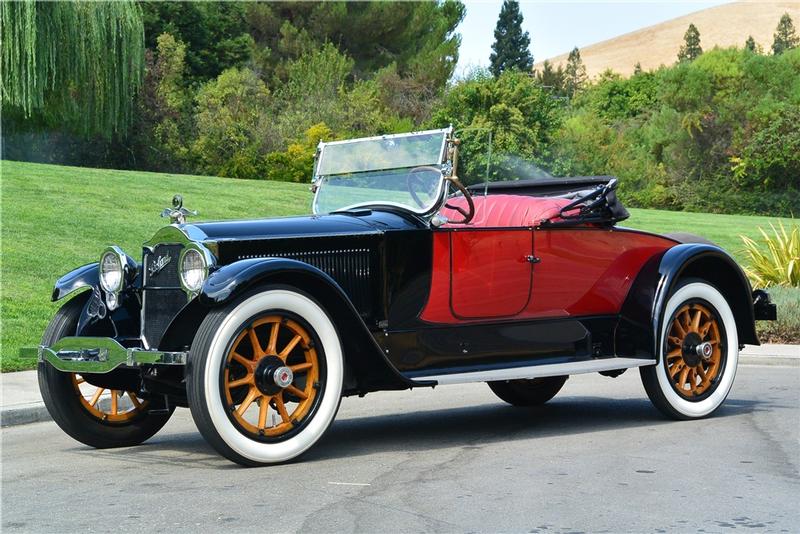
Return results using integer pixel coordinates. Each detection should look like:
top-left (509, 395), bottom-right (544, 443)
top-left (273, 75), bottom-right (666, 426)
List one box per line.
top-left (535, 1), bottom-right (800, 78)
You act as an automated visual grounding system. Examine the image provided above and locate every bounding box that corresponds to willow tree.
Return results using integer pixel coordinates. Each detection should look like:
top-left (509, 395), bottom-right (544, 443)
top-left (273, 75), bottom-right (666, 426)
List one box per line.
top-left (1, 1), bottom-right (144, 136)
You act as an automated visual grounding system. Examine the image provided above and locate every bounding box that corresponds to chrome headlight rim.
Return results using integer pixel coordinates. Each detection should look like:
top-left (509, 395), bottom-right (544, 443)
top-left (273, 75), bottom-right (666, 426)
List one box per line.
top-left (178, 244), bottom-right (212, 294)
top-left (99, 246), bottom-right (127, 294)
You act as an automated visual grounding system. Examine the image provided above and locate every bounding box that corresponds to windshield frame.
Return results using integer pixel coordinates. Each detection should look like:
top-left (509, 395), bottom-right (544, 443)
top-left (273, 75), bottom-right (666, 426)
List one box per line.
top-left (311, 128), bottom-right (452, 217)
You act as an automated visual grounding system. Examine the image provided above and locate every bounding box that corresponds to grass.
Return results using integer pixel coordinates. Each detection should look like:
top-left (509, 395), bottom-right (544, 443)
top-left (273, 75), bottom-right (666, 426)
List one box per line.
top-left (1, 160), bottom-right (796, 371)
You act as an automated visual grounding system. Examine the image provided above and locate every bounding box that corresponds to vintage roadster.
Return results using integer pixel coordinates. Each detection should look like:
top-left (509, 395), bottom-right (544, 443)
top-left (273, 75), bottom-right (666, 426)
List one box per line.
top-left (24, 128), bottom-right (776, 466)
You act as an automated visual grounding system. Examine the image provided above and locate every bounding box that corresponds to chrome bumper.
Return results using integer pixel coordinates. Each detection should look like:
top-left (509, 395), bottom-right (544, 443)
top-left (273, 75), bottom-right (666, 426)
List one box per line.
top-left (19, 337), bottom-right (187, 374)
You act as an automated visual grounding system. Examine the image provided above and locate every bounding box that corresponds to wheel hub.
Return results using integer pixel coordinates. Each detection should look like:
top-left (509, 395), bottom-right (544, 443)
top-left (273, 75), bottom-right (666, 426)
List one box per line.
top-left (681, 332), bottom-right (703, 367)
top-left (254, 356), bottom-right (291, 395)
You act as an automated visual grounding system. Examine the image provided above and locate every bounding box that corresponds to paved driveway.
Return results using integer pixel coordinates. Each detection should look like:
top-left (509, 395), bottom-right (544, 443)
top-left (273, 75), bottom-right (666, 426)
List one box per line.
top-left (2, 365), bottom-right (798, 533)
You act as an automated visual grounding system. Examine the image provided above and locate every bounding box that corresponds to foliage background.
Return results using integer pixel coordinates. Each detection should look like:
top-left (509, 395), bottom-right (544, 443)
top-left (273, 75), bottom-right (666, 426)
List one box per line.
top-left (1, 2), bottom-right (798, 216)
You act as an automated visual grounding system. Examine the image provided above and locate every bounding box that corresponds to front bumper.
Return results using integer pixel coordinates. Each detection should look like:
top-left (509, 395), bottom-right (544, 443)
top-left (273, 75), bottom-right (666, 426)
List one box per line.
top-left (19, 337), bottom-right (187, 374)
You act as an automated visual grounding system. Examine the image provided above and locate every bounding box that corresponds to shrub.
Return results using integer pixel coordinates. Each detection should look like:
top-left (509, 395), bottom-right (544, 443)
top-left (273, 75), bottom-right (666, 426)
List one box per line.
top-left (756, 286), bottom-right (800, 343)
top-left (740, 221), bottom-right (800, 288)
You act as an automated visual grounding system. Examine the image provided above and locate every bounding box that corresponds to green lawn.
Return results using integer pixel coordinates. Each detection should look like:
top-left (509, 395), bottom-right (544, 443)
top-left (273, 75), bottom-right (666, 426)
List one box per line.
top-left (1, 160), bottom-right (794, 371)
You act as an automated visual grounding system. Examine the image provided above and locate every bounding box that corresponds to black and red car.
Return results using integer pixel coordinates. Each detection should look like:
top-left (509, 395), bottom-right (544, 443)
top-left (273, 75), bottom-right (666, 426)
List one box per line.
top-left (24, 128), bottom-right (776, 466)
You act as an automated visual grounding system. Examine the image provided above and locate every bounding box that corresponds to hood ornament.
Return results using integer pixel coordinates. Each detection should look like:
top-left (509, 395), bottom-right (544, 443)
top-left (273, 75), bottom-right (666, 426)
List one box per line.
top-left (161, 194), bottom-right (197, 224)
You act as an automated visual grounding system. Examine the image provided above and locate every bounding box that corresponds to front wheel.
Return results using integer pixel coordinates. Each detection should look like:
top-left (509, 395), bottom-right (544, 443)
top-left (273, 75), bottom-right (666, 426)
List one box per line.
top-left (640, 279), bottom-right (739, 420)
top-left (38, 294), bottom-right (174, 449)
top-left (187, 286), bottom-right (344, 466)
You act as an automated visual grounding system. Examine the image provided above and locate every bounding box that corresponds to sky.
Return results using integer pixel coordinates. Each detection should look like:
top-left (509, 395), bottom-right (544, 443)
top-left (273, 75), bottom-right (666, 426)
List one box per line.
top-left (455, 0), bottom-right (734, 75)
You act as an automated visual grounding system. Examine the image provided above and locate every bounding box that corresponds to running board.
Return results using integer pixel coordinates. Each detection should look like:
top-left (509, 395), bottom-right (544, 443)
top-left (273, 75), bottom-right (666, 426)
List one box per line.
top-left (412, 358), bottom-right (656, 386)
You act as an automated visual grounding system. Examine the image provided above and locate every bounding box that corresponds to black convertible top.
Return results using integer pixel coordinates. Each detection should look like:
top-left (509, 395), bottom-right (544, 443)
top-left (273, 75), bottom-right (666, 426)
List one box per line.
top-left (467, 176), bottom-right (615, 197)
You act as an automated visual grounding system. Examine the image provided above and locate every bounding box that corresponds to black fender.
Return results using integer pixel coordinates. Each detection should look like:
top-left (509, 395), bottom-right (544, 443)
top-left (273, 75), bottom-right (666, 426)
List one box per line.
top-left (618, 244), bottom-right (758, 360)
top-left (51, 263), bottom-right (99, 301)
top-left (162, 258), bottom-right (426, 395)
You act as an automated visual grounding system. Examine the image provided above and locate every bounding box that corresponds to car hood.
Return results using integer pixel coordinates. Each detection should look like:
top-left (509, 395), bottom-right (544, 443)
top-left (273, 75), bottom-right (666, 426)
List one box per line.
top-left (181, 210), bottom-right (423, 243)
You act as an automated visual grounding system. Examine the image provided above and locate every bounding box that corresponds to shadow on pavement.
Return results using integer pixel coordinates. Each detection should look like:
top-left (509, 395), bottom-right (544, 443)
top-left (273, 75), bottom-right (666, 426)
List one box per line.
top-left (71, 393), bottom-right (768, 468)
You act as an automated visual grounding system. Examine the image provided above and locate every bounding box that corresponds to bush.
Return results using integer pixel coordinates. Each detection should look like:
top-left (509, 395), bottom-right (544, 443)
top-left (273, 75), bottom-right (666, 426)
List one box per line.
top-left (756, 286), bottom-right (800, 344)
top-left (191, 67), bottom-right (271, 179)
top-left (740, 221), bottom-right (800, 288)
top-left (264, 123), bottom-right (335, 183)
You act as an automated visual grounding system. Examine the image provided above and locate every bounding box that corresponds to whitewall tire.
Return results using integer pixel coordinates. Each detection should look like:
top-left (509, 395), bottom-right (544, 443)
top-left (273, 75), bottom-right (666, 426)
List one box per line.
top-left (187, 286), bottom-right (343, 466)
top-left (640, 279), bottom-right (739, 420)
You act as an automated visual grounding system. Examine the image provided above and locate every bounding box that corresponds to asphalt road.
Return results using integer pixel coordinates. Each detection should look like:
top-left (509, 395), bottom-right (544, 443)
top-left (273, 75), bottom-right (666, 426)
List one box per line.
top-left (2, 364), bottom-right (798, 533)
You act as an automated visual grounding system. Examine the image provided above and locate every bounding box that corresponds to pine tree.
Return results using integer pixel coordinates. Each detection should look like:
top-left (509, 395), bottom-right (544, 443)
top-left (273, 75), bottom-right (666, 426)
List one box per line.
top-left (535, 60), bottom-right (565, 94)
top-left (677, 23), bottom-right (703, 62)
top-left (745, 35), bottom-right (757, 52)
top-left (564, 47), bottom-right (587, 97)
top-left (772, 13), bottom-right (799, 55)
top-left (489, 0), bottom-right (533, 77)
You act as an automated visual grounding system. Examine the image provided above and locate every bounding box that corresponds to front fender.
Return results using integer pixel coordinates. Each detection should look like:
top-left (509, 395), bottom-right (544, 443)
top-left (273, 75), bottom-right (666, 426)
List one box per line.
top-left (52, 263), bottom-right (99, 301)
top-left (195, 258), bottom-right (428, 394)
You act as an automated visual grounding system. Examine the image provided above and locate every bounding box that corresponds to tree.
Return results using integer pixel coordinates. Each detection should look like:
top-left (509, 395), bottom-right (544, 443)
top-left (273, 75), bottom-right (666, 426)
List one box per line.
top-left (489, 0), bottom-right (533, 77)
top-left (745, 35), bottom-right (757, 52)
top-left (245, 2), bottom-right (464, 88)
top-left (678, 23), bottom-right (703, 62)
top-left (772, 13), bottom-right (799, 55)
top-left (564, 47), bottom-right (587, 97)
top-left (0, 0), bottom-right (144, 136)
top-left (535, 60), bottom-right (565, 95)
top-left (633, 62), bottom-right (643, 75)
top-left (141, 2), bottom-right (253, 83)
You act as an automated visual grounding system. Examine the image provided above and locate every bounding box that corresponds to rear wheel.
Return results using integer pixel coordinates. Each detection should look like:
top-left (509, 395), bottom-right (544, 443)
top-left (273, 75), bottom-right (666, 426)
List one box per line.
top-left (38, 294), bottom-right (174, 449)
top-left (488, 376), bottom-right (568, 407)
top-left (187, 286), bottom-right (343, 466)
top-left (640, 279), bottom-right (738, 419)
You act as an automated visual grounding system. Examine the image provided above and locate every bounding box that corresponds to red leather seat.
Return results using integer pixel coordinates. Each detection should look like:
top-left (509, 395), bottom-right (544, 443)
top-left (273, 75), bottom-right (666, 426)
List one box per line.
top-left (439, 194), bottom-right (574, 228)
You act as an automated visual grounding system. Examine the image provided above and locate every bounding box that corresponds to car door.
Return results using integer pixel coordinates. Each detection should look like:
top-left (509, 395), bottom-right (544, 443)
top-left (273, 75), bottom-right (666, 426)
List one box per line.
top-left (450, 229), bottom-right (533, 319)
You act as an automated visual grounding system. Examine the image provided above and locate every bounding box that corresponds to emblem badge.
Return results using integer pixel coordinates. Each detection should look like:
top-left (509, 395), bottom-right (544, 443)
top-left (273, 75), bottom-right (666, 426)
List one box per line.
top-left (148, 255), bottom-right (172, 277)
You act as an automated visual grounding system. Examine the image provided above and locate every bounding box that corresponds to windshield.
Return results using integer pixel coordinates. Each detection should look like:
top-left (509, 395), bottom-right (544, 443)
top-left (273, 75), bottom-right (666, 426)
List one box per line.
top-left (312, 129), bottom-right (450, 215)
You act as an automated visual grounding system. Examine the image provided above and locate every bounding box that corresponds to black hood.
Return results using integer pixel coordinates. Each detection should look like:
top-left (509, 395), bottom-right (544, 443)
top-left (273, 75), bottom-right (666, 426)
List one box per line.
top-left (183, 210), bottom-right (425, 243)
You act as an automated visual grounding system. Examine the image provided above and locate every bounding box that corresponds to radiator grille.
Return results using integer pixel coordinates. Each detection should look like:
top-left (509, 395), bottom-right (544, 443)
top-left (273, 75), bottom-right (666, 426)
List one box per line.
top-left (237, 248), bottom-right (373, 313)
top-left (142, 244), bottom-right (185, 348)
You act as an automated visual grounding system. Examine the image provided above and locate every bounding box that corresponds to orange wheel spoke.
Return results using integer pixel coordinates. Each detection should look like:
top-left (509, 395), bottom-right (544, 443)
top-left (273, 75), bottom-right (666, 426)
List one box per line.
top-left (669, 362), bottom-right (684, 378)
top-left (89, 388), bottom-right (104, 407)
top-left (290, 362), bottom-right (313, 373)
top-left (274, 394), bottom-right (291, 423)
top-left (258, 396), bottom-right (269, 429)
top-left (237, 388), bottom-right (260, 416)
top-left (232, 352), bottom-right (252, 368)
top-left (673, 320), bottom-right (686, 338)
top-left (111, 390), bottom-right (118, 415)
top-left (128, 391), bottom-right (142, 409)
top-left (667, 336), bottom-right (682, 347)
top-left (267, 322), bottom-right (280, 355)
top-left (249, 328), bottom-right (263, 358)
top-left (227, 375), bottom-right (253, 389)
top-left (279, 334), bottom-right (303, 359)
top-left (285, 384), bottom-right (308, 400)
top-left (667, 348), bottom-right (682, 358)
top-left (691, 310), bottom-right (702, 332)
top-left (678, 367), bottom-right (690, 390)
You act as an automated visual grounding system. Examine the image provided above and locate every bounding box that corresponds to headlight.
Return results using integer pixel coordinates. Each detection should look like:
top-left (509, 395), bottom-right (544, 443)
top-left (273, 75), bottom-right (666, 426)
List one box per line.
top-left (99, 249), bottom-right (124, 293)
top-left (180, 248), bottom-right (207, 292)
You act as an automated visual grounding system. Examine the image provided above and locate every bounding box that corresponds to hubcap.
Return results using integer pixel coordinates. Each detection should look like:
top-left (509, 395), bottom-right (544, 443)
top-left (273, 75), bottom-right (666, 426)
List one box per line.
top-left (665, 303), bottom-right (724, 399)
top-left (223, 314), bottom-right (321, 439)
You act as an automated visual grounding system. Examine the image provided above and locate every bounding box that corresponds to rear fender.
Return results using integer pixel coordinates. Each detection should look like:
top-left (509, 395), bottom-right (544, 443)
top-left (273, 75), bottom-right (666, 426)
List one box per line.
top-left (619, 244), bottom-right (758, 360)
top-left (164, 258), bottom-right (426, 394)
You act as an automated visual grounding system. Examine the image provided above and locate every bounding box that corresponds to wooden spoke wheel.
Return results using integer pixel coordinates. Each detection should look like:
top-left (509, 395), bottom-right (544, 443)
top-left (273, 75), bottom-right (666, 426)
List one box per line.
top-left (640, 279), bottom-right (738, 420)
top-left (664, 302), bottom-right (725, 400)
top-left (222, 313), bottom-right (323, 440)
top-left (71, 374), bottom-right (149, 423)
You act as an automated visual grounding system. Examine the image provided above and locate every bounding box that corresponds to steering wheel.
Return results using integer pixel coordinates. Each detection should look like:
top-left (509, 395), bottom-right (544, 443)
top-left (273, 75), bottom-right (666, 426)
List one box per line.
top-left (406, 166), bottom-right (442, 208)
top-left (443, 177), bottom-right (476, 224)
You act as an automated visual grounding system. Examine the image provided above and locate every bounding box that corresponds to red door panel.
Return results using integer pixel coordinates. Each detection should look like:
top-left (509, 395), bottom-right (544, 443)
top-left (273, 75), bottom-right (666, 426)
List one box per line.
top-left (450, 230), bottom-right (532, 318)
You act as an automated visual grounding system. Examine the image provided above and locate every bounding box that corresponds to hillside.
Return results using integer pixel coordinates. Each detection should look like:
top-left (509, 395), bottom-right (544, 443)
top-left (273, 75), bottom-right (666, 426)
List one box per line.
top-left (536, 1), bottom-right (800, 77)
